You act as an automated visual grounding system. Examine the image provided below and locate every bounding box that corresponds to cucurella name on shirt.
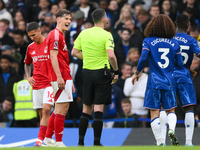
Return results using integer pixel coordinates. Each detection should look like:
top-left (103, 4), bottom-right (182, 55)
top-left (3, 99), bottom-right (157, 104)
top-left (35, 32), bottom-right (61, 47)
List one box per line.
top-left (174, 36), bottom-right (188, 43)
top-left (151, 38), bottom-right (175, 47)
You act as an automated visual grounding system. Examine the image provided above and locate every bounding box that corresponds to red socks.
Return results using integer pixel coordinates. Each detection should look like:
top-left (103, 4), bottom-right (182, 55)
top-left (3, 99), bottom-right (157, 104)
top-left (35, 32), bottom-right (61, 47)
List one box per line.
top-left (38, 125), bottom-right (47, 141)
top-left (45, 113), bottom-right (55, 138)
top-left (54, 114), bottom-right (65, 142)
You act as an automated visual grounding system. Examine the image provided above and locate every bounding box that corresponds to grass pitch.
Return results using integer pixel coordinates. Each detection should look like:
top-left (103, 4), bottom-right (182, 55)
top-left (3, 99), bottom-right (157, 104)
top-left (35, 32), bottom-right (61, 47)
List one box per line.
top-left (1, 146), bottom-right (200, 150)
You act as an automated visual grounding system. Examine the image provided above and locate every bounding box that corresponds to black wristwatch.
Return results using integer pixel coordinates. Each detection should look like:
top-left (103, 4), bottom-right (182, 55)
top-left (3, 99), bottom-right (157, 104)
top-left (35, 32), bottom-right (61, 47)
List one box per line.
top-left (135, 70), bottom-right (140, 75)
top-left (113, 69), bottom-right (119, 75)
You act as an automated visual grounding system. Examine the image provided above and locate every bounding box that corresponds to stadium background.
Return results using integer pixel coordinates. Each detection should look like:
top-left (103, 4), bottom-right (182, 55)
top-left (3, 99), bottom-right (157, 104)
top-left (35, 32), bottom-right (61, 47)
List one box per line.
top-left (0, 0), bottom-right (200, 147)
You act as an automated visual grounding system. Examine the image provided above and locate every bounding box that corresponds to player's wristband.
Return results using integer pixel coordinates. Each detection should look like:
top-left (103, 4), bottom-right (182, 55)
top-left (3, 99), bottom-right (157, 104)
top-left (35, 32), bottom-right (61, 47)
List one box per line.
top-left (135, 70), bottom-right (140, 75)
top-left (113, 69), bottom-right (119, 75)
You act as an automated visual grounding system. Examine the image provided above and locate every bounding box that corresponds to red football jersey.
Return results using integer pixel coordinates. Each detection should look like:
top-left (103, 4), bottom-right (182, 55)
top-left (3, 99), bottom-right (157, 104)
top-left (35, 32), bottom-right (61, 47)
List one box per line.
top-left (24, 38), bottom-right (51, 89)
top-left (47, 28), bottom-right (72, 81)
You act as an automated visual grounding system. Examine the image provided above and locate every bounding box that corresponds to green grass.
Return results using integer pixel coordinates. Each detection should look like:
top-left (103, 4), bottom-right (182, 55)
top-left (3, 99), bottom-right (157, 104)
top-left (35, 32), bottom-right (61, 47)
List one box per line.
top-left (1, 146), bottom-right (200, 150)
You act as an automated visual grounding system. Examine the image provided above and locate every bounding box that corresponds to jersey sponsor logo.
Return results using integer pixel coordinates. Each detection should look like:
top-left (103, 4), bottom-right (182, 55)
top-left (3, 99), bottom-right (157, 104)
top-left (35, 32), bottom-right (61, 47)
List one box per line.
top-left (54, 41), bottom-right (58, 49)
top-left (31, 51), bottom-right (36, 55)
top-left (32, 55), bottom-right (49, 62)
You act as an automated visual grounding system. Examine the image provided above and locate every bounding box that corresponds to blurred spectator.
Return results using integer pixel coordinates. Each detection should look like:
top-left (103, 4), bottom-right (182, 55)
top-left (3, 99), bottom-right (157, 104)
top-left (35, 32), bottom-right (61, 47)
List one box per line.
top-left (113, 98), bottom-right (142, 128)
top-left (13, 11), bottom-right (24, 29)
top-left (107, 0), bottom-right (119, 27)
top-left (115, 62), bottom-right (132, 98)
top-left (0, 0), bottom-right (13, 29)
top-left (0, 55), bottom-right (21, 103)
top-left (38, 0), bottom-right (51, 22)
top-left (137, 9), bottom-right (151, 33)
top-left (123, 62), bottom-right (148, 127)
top-left (189, 24), bottom-right (200, 40)
top-left (5, 0), bottom-right (25, 15)
top-left (99, 0), bottom-right (109, 11)
top-left (1, 45), bottom-right (13, 56)
top-left (55, 0), bottom-right (67, 9)
top-left (132, 2), bottom-right (144, 28)
top-left (0, 96), bottom-right (13, 127)
top-left (43, 12), bottom-right (55, 29)
top-left (13, 29), bottom-right (29, 76)
top-left (24, 0), bottom-right (40, 23)
top-left (72, 0), bottom-right (96, 21)
top-left (158, 0), bottom-right (176, 22)
top-left (182, 7), bottom-right (200, 27)
top-left (50, 3), bottom-right (59, 23)
top-left (129, 0), bottom-right (152, 12)
top-left (178, 0), bottom-right (199, 24)
top-left (40, 22), bottom-right (51, 33)
top-left (124, 19), bottom-right (143, 53)
top-left (149, 3), bottom-right (160, 19)
top-left (0, 19), bottom-right (15, 47)
top-left (115, 5), bottom-right (133, 32)
top-left (126, 47), bottom-right (139, 64)
top-left (13, 76), bottom-right (38, 127)
top-left (83, 19), bottom-right (93, 29)
top-left (16, 20), bottom-right (31, 44)
top-left (69, 10), bottom-right (85, 44)
top-left (115, 28), bottom-right (132, 69)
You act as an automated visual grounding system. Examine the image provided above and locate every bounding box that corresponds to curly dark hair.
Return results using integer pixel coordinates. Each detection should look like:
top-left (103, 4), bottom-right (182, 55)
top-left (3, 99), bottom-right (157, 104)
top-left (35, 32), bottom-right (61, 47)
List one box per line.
top-left (144, 14), bottom-right (175, 38)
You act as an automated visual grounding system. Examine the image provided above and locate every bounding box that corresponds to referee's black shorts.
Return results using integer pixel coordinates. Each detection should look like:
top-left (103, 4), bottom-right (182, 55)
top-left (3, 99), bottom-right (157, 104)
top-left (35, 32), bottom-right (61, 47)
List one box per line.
top-left (82, 69), bottom-right (112, 105)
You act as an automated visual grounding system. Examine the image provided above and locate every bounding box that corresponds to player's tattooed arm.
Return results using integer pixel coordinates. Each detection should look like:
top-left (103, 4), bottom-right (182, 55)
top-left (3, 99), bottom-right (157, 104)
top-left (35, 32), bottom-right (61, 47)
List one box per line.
top-left (24, 64), bottom-right (31, 78)
top-left (24, 64), bottom-right (35, 86)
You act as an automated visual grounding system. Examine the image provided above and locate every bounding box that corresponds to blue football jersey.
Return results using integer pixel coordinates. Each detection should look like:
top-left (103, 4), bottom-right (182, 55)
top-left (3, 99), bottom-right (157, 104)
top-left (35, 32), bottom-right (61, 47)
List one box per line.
top-left (174, 33), bottom-right (200, 83)
top-left (137, 37), bottom-right (183, 90)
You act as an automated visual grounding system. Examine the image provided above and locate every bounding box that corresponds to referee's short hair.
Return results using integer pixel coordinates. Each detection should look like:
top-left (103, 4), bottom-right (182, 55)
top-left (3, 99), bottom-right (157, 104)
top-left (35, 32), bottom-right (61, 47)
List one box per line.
top-left (56, 9), bottom-right (71, 18)
top-left (92, 8), bottom-right (106, 24)
top-left (26, 22), bottom-right (40, 32)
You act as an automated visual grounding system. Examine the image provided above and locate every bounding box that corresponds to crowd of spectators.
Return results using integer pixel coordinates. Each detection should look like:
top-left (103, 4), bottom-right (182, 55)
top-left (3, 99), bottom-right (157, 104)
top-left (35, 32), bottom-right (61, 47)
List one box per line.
top-left (0, 0), bottom-right (200, 128)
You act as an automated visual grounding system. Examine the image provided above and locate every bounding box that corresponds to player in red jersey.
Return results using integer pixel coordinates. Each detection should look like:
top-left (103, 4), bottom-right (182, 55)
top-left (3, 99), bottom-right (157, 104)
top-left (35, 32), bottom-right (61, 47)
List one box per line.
top-left (44, 9), bottom-right (74, 147)
top-left (24, 22), bottom-right (54, 147)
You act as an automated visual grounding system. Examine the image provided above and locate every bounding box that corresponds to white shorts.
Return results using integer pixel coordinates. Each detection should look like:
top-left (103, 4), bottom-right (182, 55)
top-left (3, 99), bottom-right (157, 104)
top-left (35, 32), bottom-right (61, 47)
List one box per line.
top-left (51, 80), bottom-right (73, 103)
top-left (33, 86), bottom-right (54, 109)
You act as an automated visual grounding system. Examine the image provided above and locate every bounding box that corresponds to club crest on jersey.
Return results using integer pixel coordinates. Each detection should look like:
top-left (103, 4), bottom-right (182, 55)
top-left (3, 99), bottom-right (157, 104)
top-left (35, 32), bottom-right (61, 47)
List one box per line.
top-left (54, 41), bottom-right (58, 50)
top-left (33, 56), bottom-right (38, 62)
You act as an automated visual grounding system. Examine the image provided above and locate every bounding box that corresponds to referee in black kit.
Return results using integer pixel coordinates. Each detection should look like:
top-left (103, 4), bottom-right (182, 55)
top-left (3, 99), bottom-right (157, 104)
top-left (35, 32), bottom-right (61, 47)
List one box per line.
top-left (71, 8), bottom-right (119, 146)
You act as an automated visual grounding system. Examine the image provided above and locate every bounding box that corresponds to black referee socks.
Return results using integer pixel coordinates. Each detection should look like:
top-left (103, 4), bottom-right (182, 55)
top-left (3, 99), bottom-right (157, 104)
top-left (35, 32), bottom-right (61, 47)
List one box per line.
top-left (93, 111), bottom-right (103, 146)
top-left (78, 113), bottom-right (90, 145)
